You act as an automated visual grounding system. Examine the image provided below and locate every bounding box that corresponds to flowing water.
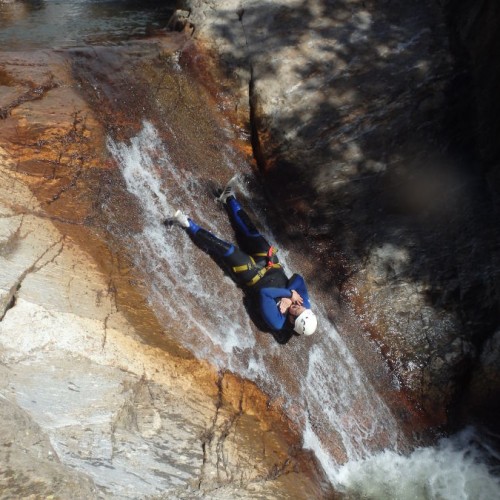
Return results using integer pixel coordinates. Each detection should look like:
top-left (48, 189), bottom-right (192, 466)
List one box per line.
top-left (0, 0), bottom-right (174, 50)
top-left (107, 120), bottom-right (403, 466)
top-left (335, 427), bottom-right (500, 499)
top-left (2, 2), bottom-right (499, 497)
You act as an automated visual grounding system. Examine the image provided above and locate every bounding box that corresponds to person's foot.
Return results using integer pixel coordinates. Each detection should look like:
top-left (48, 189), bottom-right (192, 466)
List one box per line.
top-left (216, 175), bottom-right (237, 204)
top-left (173, 210), bottom-right (190, 228)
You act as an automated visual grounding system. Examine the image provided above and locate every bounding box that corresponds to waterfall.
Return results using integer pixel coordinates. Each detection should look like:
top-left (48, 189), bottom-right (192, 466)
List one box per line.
top-left (107, 121), bottom-right (500, 496)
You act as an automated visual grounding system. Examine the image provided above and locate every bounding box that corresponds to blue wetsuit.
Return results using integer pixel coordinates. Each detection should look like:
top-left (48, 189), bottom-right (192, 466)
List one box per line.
top-left (185, 196), bottom-right (311, 332)
top-left (258, 274), bottom-right (311, 331)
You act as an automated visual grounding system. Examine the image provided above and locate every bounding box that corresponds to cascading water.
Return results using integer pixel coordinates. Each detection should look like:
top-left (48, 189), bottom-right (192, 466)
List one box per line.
top-left (107, 121), bottom-right (402, 458)
top-left (107, 121), bottom-right (500, 497)
top-left (335, 427), bottom-right (500, 499)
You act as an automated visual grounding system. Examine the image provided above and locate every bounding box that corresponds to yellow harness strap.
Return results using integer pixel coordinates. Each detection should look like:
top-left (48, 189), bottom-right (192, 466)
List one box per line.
top-left (245, 266), bottom-right (271, 286)
top-left (253, 246), bottom-right (278, 260)
top-left (232, 256), bottom-right (256, 273)
top-left (231, 247), bottom-right (281, 286)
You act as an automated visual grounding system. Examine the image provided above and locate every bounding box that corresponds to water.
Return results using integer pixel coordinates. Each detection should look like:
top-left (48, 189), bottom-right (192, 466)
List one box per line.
top-left (107, 122), bottom-right (403, 460)
top-left (0, 0), bottom-right (175, 50)
top-left (335, 428), bottom-right (500, 499)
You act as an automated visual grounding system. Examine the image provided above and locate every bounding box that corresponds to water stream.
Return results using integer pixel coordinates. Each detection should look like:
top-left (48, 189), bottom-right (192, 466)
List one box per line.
top-left (107, 121), bottom-right (403, 468)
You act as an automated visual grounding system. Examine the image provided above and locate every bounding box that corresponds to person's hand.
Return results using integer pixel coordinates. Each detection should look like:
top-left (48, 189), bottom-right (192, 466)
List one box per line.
top-left (279, 297), bottom-right (292, 313)
top-left (291, 290), bottom-right (303, 305)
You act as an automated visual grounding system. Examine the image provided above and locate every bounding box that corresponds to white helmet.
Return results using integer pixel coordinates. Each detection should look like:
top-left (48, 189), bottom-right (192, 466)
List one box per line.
top-left (293, 309), bottom-right (318, 336)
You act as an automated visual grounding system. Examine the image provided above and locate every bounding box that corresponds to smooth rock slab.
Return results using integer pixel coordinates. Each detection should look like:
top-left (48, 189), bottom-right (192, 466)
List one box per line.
top-left (0, 169), bottom-right (320, 497)
top-left (0, 51), bottom-right (330, 497)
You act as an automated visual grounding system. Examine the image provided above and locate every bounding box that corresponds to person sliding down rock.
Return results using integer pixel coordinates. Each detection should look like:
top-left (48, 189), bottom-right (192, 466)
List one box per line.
top-left (168, 179), bottom-right (318, 337)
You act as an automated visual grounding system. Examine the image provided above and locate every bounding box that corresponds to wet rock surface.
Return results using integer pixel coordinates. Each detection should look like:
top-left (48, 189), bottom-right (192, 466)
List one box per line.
top-left (445, 0), bottom-right (500, 431)
top-left (179, 0), bottom-right (500, 426)
top-left (0, 47), bottom-right (332, 498)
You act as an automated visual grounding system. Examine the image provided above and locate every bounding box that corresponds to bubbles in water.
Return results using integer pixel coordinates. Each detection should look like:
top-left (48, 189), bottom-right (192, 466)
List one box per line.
top-left (333, 427), bottom-right (500, 500)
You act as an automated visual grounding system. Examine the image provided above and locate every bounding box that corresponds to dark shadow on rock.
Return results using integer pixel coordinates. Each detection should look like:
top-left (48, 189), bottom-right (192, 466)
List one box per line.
top-left (202, 0), bottom-right (500, 420)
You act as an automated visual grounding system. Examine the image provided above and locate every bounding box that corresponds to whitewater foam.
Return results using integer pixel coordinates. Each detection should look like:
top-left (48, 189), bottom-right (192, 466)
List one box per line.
top-left (333, 428), bottom-right (500, 500)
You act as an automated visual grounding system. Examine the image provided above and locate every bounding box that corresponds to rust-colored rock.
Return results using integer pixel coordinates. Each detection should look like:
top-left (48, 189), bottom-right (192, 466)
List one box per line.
top-left (0, 46), bottom-right (333, 498)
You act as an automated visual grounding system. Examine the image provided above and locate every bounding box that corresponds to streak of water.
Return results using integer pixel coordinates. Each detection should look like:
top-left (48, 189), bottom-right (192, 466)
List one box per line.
top-left (107, 121), bottom-right (404, 477)
top-left (107, 121), bottom-right (257, 357)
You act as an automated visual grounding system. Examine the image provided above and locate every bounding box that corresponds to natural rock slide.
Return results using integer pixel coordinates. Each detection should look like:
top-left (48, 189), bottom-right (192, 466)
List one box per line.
top-left (0, 46), bottom-right (330, 498)
top-left (178, 0), bottom-right (500, 433)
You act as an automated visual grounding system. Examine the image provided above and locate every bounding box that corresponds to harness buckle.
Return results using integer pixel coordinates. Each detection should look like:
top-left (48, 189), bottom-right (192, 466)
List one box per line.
top-left (266, 245), bottom-right (277, 268)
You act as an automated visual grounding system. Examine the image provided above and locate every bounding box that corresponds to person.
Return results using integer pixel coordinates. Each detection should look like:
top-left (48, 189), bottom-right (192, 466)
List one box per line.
top-left (168, 180), bottom-right (318, 336)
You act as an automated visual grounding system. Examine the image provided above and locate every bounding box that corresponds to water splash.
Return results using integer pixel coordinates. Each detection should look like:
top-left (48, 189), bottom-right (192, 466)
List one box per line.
top-left (333, 427), bottom-right (500, 499)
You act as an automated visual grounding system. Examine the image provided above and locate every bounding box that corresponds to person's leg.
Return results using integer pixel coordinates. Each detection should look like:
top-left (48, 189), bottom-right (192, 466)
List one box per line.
top-left (186, 219), bottom-right (232, 257)
top-left (186, 219), bottom-right (259, 285)
top-left (225, 197), bottom-right (272, 258)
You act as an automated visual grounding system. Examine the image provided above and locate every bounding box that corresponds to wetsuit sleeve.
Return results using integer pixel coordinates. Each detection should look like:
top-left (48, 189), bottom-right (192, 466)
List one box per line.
top-left (258, 287), bottom-right (292, 330)
top-left (259, 275), bottom-right (312, 331)
top-left (287, 274), bottom-right (311, 308)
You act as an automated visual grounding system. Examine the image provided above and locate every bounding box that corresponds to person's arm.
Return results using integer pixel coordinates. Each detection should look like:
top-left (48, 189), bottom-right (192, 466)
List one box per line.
top-left (287, 274), bottom-right (311, 308)
top-left (259, 287), bottom-right (293, 330)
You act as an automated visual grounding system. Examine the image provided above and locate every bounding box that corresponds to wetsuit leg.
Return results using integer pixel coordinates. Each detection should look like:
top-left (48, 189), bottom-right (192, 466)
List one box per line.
top-left (187, 221), bottom-right (233, 257)
top-left (186, 219), bottom-right (258, 285)
top-left (225, 197), bottom-right (272, 257)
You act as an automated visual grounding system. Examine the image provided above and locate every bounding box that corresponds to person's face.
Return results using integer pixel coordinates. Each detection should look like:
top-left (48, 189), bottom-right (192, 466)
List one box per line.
top-left (288, 303), bottom-right (305, 324)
